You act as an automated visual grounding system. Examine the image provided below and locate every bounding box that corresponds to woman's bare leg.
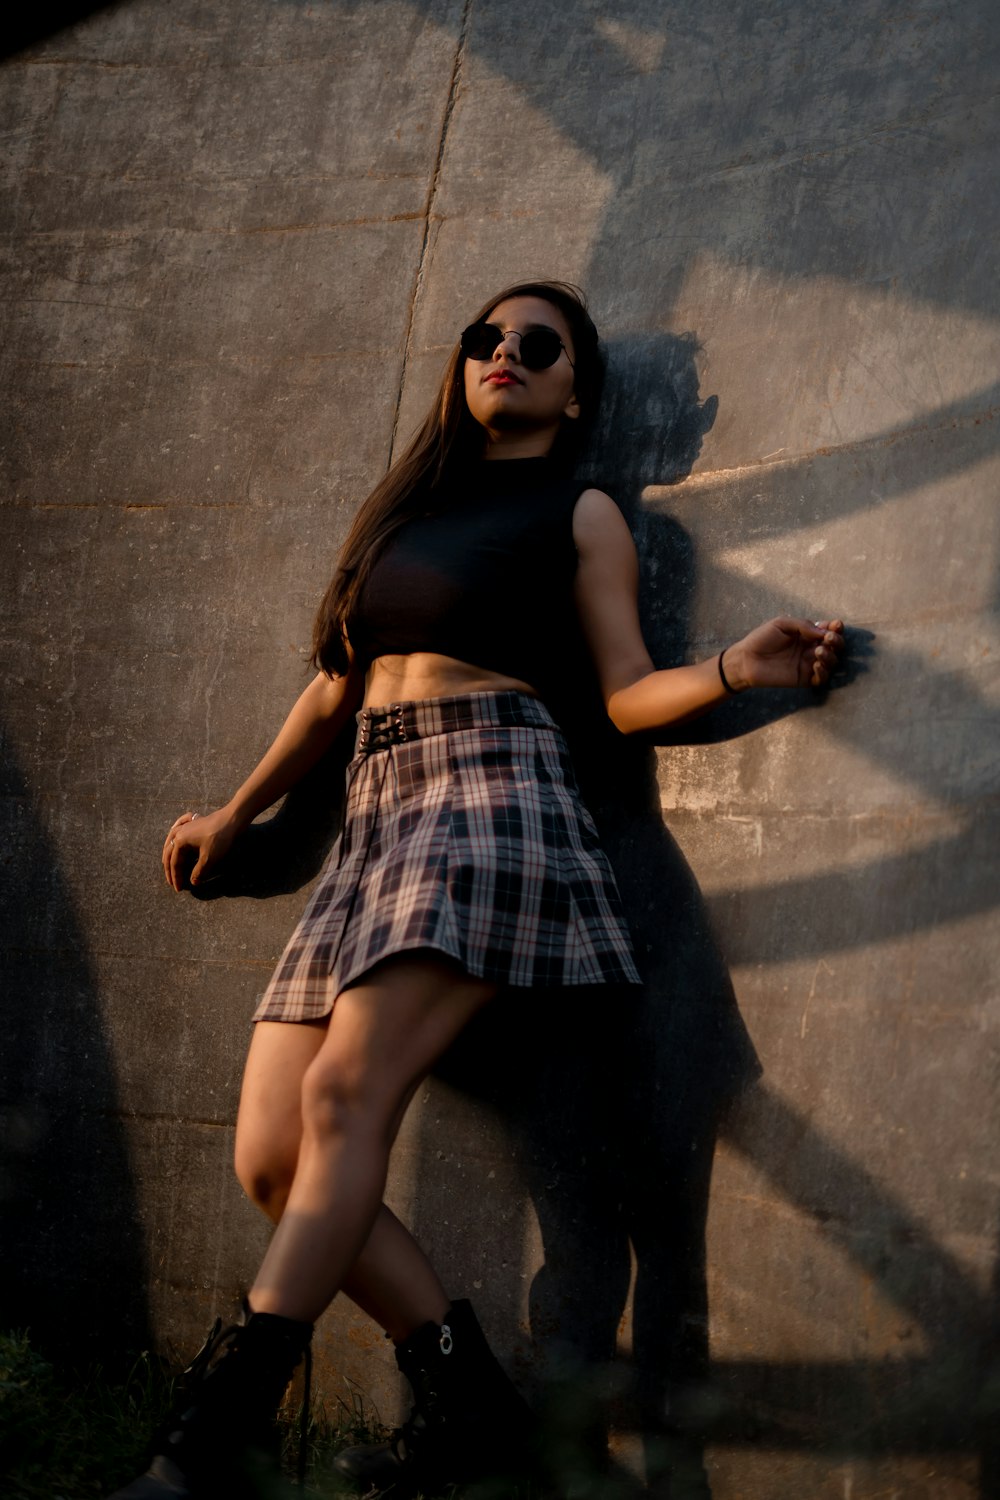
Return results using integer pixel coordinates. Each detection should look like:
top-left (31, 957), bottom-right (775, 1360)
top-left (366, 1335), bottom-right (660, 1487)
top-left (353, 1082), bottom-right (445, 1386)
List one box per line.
top-left (235, 1018), bottom-right (325, 1221)
top-left (235, 1020), bottom-right (451, 1337)
top-left (241, 955), bottom-right (496, 1325)
top-left (341, 1203), bottom-right (449, 1337)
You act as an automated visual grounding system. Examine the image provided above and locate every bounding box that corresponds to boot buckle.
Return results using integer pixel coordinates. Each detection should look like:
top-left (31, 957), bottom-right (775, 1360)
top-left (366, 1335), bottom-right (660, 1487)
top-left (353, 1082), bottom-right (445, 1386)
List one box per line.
top-left (439, 1323), bottom-right (453, 1356)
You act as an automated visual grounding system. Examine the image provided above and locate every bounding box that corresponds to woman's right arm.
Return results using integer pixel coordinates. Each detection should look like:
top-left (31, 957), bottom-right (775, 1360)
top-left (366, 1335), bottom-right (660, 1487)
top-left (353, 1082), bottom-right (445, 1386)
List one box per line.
top-left (162, 664), bottom-right (364, 891)
top-left (572, 490), bottom-right (845, 730)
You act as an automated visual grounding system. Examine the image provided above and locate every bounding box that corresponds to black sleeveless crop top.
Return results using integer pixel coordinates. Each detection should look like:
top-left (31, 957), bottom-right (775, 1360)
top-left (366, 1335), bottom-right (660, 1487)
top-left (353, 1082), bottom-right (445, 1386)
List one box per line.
top-left (347, 458), bottom-right (587, 697)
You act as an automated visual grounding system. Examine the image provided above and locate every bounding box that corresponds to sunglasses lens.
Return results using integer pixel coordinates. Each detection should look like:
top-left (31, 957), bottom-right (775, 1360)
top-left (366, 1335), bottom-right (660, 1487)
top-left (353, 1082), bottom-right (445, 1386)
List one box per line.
top-left (460, 322), bottom-right (504, 361)
top-left (518, 330), bottom-right (563, 370)
top-left (460, 322), bottom-right (566, 369)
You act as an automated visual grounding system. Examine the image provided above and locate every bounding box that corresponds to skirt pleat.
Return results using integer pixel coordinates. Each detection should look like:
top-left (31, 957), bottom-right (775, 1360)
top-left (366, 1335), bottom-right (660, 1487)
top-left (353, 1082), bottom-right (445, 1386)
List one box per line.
top-left (253, 691), bottom-right (640, 1022)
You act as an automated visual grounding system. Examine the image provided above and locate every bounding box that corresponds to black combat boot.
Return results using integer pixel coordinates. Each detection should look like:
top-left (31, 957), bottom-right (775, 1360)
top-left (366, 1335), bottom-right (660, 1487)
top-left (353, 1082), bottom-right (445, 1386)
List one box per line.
top-left (106, 1305), bottom-right (313, 1499)
top-left (333, 1299), bottom-right (535, 1496)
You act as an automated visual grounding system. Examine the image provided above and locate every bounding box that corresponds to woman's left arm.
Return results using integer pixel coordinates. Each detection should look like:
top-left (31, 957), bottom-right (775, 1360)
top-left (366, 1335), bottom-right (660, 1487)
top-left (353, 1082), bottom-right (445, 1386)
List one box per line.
top-left (572, 489), bottom-right (846, 735)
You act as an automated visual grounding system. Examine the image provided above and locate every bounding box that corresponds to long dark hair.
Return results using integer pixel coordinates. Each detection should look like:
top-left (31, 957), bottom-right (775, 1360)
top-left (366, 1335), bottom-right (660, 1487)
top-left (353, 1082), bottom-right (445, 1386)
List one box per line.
top-left (310, 279), bottom-right (604, 677)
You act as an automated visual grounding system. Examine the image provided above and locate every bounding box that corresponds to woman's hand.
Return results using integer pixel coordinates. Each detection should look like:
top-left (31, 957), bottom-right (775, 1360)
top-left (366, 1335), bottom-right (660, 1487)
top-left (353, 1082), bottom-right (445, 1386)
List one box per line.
top-left (722, 618), bottom-right (846, 693)
top-left (158, 667), bottom-right (364, 894)
top-left (162, 807), bottom-right (241, 892)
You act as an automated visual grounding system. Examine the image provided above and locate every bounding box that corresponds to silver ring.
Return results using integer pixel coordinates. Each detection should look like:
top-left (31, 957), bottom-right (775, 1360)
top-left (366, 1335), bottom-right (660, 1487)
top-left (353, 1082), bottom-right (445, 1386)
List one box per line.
top-left (170, 837), bottom-right (175, 847)
top-left (191, 813), bottom-right (199, 821)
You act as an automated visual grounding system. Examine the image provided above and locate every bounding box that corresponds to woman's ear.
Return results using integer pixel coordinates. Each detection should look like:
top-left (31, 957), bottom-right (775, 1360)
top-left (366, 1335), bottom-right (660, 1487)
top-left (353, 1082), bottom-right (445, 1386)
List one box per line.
top-left (563, 390), bottom-right (581, 421)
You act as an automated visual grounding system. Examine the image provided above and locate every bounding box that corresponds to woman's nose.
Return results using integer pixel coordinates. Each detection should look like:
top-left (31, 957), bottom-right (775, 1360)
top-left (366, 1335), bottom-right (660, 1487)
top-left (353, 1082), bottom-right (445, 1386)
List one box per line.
top-left (493, 331), bottom-right (520, 362)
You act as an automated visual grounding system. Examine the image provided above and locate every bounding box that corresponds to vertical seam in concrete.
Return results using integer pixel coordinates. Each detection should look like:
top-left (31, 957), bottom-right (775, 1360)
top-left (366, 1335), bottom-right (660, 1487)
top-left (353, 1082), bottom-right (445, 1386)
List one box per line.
top-left (387, 0), bottom-right (473, 467)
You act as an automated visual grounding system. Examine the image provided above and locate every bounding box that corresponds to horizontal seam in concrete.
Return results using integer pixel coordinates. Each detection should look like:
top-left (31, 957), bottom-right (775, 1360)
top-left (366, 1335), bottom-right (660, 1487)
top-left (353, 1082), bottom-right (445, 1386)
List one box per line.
top-left (0, 296), bottom-right (147, 311)
top-left (1, 945), bottom-right (278, 969)
top-left (1, 345), bottom-right (400, 361)
top-left (645, 403), bottom-right (1000, 493)
top-left (657, 807), bottom-right (985, 823)
top-left (1, 212), bottom-right (420, 245)
top-left (680, 605), bottom-right (997, 630)
top-left (0, 499), bottom-right (251, 510)
top-left (0, 215), bottom-right (430, 240)
top-left (201, 214), bottom-right (425, 234)
top-left (109, 1110), bottom-right (233, 1129)
top-left (658, 805), bottom-right (992, 824)
top-left (11, 57), bottom-right (442, 74)
top-left (13, 168), bottom-right (427, 187)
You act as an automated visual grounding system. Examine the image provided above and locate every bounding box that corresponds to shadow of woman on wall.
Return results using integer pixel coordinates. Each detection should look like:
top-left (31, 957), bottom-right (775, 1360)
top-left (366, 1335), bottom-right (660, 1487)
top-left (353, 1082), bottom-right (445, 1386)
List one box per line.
top-left (430, 332), bottom-right (798, 1498)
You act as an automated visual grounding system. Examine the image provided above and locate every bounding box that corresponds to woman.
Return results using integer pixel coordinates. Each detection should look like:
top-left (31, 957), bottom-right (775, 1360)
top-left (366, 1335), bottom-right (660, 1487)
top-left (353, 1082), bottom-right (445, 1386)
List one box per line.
top-left (112, 281), bottom-right (844, 1500)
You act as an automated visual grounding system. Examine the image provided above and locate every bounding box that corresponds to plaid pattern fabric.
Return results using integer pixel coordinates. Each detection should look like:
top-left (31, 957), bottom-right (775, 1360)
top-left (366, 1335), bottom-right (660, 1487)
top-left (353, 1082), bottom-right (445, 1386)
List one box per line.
top-left (253, 691), bottom-right (641, 1022)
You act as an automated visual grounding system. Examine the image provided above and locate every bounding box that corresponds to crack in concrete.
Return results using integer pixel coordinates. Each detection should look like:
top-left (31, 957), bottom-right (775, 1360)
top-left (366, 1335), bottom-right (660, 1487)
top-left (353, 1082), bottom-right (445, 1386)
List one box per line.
top-left (387, 0), bottom-right (473, 470)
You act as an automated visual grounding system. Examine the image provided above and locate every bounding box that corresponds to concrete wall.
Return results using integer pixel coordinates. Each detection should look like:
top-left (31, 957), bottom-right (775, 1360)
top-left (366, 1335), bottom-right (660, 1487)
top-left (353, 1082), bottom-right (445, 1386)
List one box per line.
top-left (2, 3), bottom-right (997, 1496)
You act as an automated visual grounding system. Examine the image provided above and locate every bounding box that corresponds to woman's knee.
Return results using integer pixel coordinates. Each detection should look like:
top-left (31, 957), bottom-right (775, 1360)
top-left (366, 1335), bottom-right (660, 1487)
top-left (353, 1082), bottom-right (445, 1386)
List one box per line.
top-left (234, 1017), bottom-right (327, 1216)
top-left (300, 1053), bottom-right (391, 1144)
top-left (234, 1133), bottom-right (297, 1219)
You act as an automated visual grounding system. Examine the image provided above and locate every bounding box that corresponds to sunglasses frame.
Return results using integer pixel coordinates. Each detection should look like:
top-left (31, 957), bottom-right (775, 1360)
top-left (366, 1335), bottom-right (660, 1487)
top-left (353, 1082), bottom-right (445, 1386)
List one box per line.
top-left (460, 321), bottom-right (574, 371)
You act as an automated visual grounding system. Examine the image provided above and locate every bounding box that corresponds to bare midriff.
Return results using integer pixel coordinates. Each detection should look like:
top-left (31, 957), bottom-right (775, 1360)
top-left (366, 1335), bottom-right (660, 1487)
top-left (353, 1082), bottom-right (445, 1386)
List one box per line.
top-left (363, 652), bottom-right (539, 710)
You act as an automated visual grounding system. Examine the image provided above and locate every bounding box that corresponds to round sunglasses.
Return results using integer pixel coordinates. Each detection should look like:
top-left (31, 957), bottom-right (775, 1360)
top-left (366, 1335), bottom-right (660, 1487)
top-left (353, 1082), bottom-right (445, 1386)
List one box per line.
top-left (460, 321), bottom-right (574, 371)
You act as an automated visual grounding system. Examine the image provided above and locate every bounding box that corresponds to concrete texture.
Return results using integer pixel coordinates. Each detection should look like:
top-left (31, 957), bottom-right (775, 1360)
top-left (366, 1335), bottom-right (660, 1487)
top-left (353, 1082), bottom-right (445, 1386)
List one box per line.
top-left (1, 2), bottom-right (997, 1495)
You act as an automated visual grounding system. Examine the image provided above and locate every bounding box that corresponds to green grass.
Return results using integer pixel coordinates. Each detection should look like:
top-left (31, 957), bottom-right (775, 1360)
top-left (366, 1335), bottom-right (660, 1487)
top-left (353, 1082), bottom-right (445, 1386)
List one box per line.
top-left (0, 1328), bottom-right (392, 1499)
top-left (0, 1328), bottom-right (177, 1499)
top-left (0, 1330), bottom-right (541, 1499)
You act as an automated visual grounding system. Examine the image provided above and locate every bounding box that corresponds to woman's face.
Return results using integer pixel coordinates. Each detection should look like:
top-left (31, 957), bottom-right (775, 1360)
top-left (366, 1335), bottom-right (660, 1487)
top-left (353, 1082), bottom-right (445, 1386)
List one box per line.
top-left (462, 295), bottom-right (580, 454)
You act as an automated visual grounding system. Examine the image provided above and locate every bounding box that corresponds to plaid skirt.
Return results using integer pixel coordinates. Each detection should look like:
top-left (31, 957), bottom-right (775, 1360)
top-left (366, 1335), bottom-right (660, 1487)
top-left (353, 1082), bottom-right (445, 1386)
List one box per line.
top-left (253, 690), bottom-right (641, 1022)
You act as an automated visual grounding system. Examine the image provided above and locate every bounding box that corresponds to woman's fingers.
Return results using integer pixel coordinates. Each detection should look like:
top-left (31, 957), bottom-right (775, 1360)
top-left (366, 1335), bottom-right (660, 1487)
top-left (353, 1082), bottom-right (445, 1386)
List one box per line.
top-left (740, 616), bottom-right (847, 690)
top-left (162, 812), bottom-right (200, 891)
top-left (809, 623), bottom-right (846, 685)
top-left (810, 649), bottom-right (831, 686)
top-left (161, 827), bottom-right (178, 885)
top-left (163, 812), bottom-right (194, 873)
top-left (161, 810), bottom-right (234, 891)
top-left (164, 831), bottom-right (185, 891)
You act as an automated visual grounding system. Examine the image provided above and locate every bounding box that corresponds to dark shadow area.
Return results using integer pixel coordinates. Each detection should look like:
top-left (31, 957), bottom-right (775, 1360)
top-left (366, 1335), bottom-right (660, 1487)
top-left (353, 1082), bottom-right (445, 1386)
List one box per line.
top-left (709, 1083), bottom-right (992, 1451)
top-left (703, 810), bottom-right (998, 966)
top-left (0, 3), bottom-right (126, 63)
top-left (0, 725), bottom-right (150, 1361)
top-left (187, 722), bottom-right (355, 903)
top-left (433, 974), bottom-right (742, 1500)
top-left (980, 1217), bottom-right (1000, 1498)
top-left (583, 331), bottom-right (720, 493)
top-left (426, 714), bottom-right (761, 1494)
